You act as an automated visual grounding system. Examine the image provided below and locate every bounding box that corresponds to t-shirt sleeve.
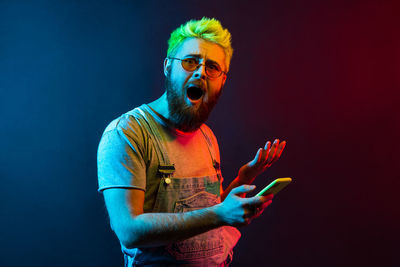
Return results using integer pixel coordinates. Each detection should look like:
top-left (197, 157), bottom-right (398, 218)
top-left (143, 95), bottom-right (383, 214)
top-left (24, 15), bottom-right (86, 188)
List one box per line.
top-left (97, 116), bottom-right (147, 192)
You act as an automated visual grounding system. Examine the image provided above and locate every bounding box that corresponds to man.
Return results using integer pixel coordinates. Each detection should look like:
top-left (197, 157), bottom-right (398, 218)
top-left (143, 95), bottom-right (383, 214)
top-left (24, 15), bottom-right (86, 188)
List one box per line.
top-left (98, 17), bottom-right (286, 266)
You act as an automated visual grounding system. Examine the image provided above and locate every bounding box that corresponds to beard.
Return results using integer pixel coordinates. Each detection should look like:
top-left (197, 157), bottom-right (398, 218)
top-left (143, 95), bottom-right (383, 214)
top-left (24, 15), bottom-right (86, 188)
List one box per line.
top-left (165, 74), bottom-right (223, 132)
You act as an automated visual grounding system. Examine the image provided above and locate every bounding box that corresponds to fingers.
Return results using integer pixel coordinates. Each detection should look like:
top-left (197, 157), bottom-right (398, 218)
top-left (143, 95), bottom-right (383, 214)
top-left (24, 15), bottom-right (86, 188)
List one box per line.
top-left (261, 141), bottom-right (271, 163)
top-left (230, 185), bottom-right (256, 196)
top-left (264, 141), bottom-right (271, 151)
top-left (266, 139), bottom-right (279, 163)
top-left (260, 139), bottom-right (286, 166)
top-left (270, 140), bottom-right (286, 165)
top-left (247, 148), bottom-right (263, 167)
top-left (227, 189), bottom-right (273, 226)
top-left (244, 193), bottom-right (273, 206)
top-left (244, 197), bottom-right (273, 219)
top-left (253, 200), bottom-right (273, 218)
top-left (260, 193), bottom-right (274, 202)
top-left (254, 148), bottom-right (263, 164)
top-left (251, 139), bottom-right (286, 168)
top-left (257, 200), bottom-right (273, 214)
top-left (260, 198), bottom-right (273, 209)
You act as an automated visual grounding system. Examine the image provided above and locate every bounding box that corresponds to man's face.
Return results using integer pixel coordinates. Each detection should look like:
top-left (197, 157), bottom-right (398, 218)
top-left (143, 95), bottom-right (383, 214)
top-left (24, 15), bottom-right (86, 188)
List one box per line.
top-left (165, 38), bottom-right (227, 132)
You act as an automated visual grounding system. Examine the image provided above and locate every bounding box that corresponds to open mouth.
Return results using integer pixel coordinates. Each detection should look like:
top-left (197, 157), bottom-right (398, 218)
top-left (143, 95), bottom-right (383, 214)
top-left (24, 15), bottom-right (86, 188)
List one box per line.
top-left (186, 86), bottom-right (204, 101)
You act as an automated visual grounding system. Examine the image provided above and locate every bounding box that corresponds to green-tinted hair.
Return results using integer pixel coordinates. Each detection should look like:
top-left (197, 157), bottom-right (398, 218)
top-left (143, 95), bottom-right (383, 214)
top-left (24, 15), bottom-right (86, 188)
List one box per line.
top-left (167, 17), bottom-right (233, 71)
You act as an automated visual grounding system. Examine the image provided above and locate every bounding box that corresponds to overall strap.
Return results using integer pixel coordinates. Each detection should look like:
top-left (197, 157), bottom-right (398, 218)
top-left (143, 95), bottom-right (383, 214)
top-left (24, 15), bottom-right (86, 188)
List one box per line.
top-left (199, 125), bottom-right (222, 177)
top-left (132, 106), bottom-right (175, 177)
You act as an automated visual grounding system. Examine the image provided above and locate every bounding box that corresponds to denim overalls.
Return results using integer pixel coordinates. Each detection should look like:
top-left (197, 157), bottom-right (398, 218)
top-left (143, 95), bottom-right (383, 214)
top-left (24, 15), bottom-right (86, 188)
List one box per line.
top-left (122, 106), bottom-right (240, 266)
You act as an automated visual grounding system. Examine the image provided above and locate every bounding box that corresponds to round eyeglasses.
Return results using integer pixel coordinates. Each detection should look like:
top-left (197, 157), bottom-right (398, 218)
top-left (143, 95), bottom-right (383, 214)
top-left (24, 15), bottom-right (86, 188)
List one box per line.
top-left (168, 57), bottom-right (226, 78)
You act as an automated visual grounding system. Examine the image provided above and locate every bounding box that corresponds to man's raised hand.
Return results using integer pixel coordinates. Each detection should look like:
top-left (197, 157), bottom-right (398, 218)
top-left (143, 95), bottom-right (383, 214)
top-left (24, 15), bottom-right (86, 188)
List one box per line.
top-left (237, 139), bottom-right (286, 184)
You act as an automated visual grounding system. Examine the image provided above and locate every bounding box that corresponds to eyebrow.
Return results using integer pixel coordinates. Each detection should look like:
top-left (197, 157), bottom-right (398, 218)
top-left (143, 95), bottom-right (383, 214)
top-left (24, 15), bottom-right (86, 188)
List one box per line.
top-left (184, 54), bottom-right (221, 66)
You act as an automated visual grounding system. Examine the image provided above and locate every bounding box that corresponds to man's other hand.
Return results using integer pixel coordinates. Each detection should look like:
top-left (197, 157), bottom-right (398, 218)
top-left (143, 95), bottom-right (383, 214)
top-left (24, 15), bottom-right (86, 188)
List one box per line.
top-left (238, 139), bottom-right (286, 184)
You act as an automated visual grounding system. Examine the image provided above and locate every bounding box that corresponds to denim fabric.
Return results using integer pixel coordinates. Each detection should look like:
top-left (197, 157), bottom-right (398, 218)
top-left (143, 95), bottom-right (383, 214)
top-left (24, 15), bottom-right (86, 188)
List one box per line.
top-left (122, 106), bottom-right (240, 266)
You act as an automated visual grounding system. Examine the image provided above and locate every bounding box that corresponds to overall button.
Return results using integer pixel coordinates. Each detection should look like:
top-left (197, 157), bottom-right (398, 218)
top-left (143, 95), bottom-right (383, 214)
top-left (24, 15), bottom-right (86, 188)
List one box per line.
top-left (164, 178), bottom-right (171, 185)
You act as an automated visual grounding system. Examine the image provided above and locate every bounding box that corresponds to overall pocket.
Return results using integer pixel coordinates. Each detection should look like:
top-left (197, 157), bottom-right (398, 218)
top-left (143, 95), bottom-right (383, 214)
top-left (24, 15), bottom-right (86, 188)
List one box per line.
top-left (166, 191), bottom-right (224, 260)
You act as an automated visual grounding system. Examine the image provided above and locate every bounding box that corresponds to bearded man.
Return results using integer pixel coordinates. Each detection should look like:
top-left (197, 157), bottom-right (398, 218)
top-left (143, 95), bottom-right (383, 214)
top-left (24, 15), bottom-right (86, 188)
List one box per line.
top-left (97, 17), bottom-right (286, 266)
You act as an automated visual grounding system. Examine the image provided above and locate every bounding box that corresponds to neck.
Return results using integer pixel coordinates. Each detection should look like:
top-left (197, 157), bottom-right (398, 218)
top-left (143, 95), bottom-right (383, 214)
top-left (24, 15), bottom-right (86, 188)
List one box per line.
top-left (148, 92), bottom-right (171, 121)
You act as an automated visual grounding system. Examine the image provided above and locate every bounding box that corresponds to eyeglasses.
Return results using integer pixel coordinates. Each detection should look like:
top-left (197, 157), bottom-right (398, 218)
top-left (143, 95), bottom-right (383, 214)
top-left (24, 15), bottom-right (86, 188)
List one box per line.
top-left (168, 57), bottom-right (226, 79)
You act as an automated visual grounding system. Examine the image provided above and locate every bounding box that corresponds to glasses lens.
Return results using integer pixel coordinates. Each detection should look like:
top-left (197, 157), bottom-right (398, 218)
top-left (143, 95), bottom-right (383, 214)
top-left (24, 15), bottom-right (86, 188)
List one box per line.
top-left (181, 58), bottom-right (198, 71)
top-left (180, 58), bottom-right (223, 78)
top-left (206, 67), bottom-right (221, 78)
top-left (206, 63), bottom-right (222, 78)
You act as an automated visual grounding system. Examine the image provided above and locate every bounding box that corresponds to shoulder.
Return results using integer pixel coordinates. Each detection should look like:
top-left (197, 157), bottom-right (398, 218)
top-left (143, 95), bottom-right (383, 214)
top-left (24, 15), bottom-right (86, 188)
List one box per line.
top-left (102, 106), bottom-right (149, 140)
top-left (200, 123), bottom-right (218, 144)
top-left (98, 106), bottom-right (153, 157)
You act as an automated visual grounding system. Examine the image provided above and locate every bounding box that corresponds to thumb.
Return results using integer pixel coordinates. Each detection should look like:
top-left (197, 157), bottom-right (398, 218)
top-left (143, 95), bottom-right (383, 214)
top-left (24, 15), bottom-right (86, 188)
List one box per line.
top-left (249, 148), bottom-right (262, 166)
top-left (230, 185), bottom-right (256, 196)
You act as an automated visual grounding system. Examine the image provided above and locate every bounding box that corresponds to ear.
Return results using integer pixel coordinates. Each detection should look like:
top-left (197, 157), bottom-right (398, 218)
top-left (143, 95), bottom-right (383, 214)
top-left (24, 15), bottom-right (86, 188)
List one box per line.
top-left (163, 58), bottom-right (171, 77)
top-left (221, 74), bottom-right (227, 87)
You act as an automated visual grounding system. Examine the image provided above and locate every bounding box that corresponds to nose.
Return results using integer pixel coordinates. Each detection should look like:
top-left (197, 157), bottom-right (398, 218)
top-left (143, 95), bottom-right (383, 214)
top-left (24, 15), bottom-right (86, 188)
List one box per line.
top-left (193, 64), bottom-right (207, 79)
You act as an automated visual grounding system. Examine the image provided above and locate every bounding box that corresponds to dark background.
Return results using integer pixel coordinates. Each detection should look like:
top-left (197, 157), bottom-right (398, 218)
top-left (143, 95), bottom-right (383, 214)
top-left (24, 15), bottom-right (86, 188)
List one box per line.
top-left (1, 0), bottom-right (399, 266)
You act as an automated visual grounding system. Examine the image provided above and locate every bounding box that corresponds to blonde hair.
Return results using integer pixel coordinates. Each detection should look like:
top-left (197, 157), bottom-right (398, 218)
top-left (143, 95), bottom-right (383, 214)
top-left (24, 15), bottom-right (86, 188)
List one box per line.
top-left (167, 17), bottom-right (233, 71)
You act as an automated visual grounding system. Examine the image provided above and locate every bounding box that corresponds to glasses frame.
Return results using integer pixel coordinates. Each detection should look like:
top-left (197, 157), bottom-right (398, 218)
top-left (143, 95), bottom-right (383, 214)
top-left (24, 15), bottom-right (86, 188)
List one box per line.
top-left (168, 57), bottom-right (227, 79)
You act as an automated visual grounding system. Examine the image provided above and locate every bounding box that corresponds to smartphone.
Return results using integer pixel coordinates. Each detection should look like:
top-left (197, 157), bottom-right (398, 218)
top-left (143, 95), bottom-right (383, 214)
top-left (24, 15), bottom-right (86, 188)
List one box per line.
top-left (255, 178), bottom-right (292, 197)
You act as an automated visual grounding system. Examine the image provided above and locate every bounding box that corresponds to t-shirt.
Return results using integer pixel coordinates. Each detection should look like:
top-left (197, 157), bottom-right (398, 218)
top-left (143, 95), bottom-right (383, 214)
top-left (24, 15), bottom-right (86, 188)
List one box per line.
top-left (97, 104), bottom-right (222, 212)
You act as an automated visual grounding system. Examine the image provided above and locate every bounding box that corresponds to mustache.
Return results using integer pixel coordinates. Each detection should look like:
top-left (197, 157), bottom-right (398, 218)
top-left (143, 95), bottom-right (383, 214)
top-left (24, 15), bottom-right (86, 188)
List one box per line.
top-left (164, 72), bottom-right (224, 132)
top-left (185, 79), bottom-right (206, 91)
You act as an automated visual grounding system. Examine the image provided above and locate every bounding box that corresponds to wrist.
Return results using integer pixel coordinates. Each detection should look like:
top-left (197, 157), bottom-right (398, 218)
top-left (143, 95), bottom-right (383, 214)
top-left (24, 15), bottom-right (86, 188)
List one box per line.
top-left (238, 164), bottom-right (260, 185)
top-left (211, 203), bottom-right (227, 226)
top-left (236, 175), bottom-right (253, 185)
top-left (234, 176), bottom-right (244, 184)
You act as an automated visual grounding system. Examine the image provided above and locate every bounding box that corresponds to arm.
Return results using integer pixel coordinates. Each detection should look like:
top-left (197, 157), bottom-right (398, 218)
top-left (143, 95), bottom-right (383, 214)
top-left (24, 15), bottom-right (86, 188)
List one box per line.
top-left (104, 188), bottom-right (221, 249)
top-left (103, 185), bottom-right (271, 249)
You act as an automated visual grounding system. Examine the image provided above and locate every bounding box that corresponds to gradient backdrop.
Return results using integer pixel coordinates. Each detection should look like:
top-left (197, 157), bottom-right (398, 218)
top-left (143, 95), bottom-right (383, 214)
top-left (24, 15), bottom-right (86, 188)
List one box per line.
top-left (1, 0), bottom-right (399, 266)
